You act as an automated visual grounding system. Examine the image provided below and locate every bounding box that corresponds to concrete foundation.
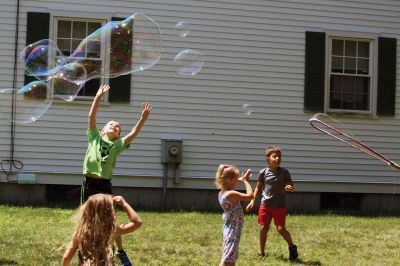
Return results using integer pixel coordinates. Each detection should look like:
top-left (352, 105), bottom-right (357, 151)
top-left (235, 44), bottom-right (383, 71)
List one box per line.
top-left (0, 183), bottom-right (399, 215)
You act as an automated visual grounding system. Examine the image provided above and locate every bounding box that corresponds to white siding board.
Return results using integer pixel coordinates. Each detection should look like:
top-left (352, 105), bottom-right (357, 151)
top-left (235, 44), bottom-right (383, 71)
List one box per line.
top-left (0, 0), bottom-right (399, 192)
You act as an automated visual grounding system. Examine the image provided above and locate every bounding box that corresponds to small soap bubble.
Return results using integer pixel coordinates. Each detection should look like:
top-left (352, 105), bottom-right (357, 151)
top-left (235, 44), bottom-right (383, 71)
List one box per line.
top-left (242, 104), bottom-right (253, 116)
top-left (175, 21), bottom-right (190, 37)
top-left (174, 49), bottom-right (205, 76)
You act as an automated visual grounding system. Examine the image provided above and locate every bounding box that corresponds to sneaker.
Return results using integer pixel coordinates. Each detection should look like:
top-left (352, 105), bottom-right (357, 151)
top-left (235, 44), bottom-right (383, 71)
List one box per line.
top-left (289, 245), bottom-right (298, 261)
top-left (117, 249), bottom-right (132, 266)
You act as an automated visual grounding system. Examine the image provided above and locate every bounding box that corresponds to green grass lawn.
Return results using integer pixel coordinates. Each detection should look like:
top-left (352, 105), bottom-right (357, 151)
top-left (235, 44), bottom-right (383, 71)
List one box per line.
top-left (0, 205), bottom-right (399, 265)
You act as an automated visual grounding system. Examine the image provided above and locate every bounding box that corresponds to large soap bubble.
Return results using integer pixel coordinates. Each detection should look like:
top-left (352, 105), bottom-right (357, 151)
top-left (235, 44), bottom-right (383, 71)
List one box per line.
top-left (20, 39), bottom-right (65, 81)
top-left (0, 81), bottom-right (53, 124)
top-left (49, 77), bottom-right (85, 102)
top-left (69, 13), bottom-right (162, 81)
top-left (174, 49), bottom-right (205, 76)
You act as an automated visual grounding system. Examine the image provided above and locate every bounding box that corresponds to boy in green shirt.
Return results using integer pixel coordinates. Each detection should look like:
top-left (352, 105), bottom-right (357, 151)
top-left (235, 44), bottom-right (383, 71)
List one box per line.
top-left (81, 84), bottom-right (151, 265)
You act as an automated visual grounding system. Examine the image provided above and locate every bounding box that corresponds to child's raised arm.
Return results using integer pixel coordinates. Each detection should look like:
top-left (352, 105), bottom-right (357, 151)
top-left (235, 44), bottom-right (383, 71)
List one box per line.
top-left (88, 84), bottom-right (110, 129)
top-left (113, 196), bottom-right (142, 236)
top-left (226, 169), bottom-right (254, 202)
top-left (123, 102), bottom-right (152, 145)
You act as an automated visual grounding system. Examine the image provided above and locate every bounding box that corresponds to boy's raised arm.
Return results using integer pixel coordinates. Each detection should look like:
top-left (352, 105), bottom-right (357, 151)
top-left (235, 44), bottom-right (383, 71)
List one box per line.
top-left (88, 84), bottom-right (110, 129)
top-left (123, 102), bottom-right (152, 145)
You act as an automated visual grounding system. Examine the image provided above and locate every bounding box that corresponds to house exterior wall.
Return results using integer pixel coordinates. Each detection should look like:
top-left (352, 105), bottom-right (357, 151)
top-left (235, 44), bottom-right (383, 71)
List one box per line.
top-left (0, 0), bottom-right (399, 206)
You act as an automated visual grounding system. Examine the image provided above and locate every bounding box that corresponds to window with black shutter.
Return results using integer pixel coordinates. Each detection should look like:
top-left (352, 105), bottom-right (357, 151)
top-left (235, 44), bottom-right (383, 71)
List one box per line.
top-left (304, 31), bottom-right (396, 116)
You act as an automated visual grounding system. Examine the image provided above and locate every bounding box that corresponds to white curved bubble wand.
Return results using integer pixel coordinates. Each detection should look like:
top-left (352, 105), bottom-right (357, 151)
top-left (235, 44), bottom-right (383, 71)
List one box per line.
top-left (309, 113), bottom-right (400, 170)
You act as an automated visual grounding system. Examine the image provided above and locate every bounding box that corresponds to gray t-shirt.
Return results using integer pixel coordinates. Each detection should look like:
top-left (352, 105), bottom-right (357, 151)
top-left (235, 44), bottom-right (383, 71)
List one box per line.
top-left (258, 167), bottom-right (292, 208)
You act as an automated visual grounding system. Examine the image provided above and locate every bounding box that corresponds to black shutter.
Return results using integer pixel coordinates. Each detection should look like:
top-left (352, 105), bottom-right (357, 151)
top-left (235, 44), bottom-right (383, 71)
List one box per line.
top-left (24, 12), bottom-right (50, 85)
top-left (108, 17), bottom-right (131, 103)
top-left (304, 31), bottom-right (326, 112)
top-left (377, 37), bottom-right (397, 116)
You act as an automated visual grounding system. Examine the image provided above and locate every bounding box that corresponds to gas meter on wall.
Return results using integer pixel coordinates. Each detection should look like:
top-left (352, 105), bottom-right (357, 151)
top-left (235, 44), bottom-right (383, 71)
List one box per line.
top-left (161, 139), bottom-right (182, 164)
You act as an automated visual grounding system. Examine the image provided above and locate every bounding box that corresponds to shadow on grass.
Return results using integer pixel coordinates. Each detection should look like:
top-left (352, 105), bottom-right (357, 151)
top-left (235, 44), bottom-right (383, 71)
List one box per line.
top-left (0, 258), bottom-right (18, 265)
top-left (277, 254), bottom-right (321, 265)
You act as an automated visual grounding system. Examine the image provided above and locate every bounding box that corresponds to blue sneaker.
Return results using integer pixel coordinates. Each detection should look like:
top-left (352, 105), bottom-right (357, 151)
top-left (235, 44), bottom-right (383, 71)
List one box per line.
top-left (117, 249), bottom-right (132, 266)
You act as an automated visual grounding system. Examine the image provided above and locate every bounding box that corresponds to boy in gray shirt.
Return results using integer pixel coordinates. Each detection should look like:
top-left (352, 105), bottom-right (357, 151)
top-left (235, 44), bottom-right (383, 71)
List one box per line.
top-left (246, 146), bottom-right (298, 260)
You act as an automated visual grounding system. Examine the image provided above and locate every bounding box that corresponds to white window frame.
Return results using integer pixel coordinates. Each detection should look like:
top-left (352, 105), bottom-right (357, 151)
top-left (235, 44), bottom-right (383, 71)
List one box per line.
top-left (50, 14), bottom-right (110, 102)
top-left (324, 31), bottom-right (379, 116)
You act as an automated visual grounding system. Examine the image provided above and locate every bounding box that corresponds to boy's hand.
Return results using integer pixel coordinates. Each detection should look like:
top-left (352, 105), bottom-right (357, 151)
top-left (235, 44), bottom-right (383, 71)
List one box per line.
top-left (239, 169), bottom-right (252, 182)
top-left (245, 200), bottom-right (254, 212)
top-left (285, 184), bottom-right (294, 192)
top-left (96, 84), bottom-right (110, 97)
top-left (141, 102), bottom-right (152, 120)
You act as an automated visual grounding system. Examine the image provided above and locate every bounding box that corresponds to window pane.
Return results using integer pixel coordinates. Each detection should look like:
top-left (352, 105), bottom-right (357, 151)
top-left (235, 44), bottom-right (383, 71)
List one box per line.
top-left (58, 21), bottom-right (71, 38)
top-left (57, 39), bottom-right (70, 55)
top-left (355, 77), bottom-right (369, 94)
top-left (88, 22), bottom-right (101, 35)
top-left (72, 21), bottom-right (87, 39)
top-left (357, 58), bottom-right (369, 75)
top-left (358, 41), bottom-right (369, 58)
top-left (345, 40), bottom-right (357, 57)
top-left (86, 41), bottom-right (101, 58)
top-left (355, 94), bottom-right (369, 110)
top-left (343, 76), bottom-right (356, 93)
top-left (330, 75), bottom-right (343, 92)
top-left (78, 78), bottom-right (100, 97)
top-left (332, 40), bottom-right (344, 56)
top-left (344, 57), bottom-right (356, 74)
top-left (72, 40), bottom-right (84, 54)
top-left (342, 93), bottom-right (355, 109)
top-left (331, 56), bottom-right (343, 73)
top-left (77, 59), bottom-right (102, 78)
top-left (330, 92), bottom-right (341, 109)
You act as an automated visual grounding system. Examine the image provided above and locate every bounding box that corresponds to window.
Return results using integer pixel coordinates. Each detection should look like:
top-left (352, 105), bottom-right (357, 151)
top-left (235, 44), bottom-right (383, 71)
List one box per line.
top-left (54, 18), bottom-right (106, 99)
top-left (304, 31), bottom-right (396, 116)
top-left (328, 38), bottom-right (373, 113)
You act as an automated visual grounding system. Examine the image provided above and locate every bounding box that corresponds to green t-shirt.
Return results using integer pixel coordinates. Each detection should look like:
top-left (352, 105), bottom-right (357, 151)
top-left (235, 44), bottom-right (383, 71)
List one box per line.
top-left (83, 128), bottom-right (129, 180)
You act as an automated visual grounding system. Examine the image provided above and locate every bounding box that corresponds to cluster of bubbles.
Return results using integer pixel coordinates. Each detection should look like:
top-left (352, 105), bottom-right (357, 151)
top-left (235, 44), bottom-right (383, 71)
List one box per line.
top-left (0, 16), bottom-right (207, 124)
top-left (173, 21), bottom-right (205, 76)
top-left (0, 13), bottom-right (162, 124)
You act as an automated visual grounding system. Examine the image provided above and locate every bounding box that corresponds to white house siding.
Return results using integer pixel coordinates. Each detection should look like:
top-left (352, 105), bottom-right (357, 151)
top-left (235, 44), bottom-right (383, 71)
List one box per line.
top-left (0, 0), bottom-right (399, 193)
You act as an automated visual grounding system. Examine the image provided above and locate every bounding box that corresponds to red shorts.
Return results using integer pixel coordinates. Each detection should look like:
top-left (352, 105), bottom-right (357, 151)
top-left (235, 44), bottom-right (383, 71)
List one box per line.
top-left (258, 204), bottom-right (287, 227)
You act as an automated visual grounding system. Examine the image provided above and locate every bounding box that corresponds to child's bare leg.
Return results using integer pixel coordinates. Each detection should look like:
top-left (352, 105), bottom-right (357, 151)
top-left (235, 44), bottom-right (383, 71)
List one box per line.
top-left (115, 235), bottom-right (123, 250)
top-left (259, 224), bottom-right (269, 255)
top-left (219, 262), bottom-right (235, 266)
top-left (276, 225), bottom-right (294, 247)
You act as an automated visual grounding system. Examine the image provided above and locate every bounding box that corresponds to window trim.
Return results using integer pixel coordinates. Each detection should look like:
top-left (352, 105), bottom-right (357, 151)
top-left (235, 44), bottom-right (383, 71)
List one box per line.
top-left (324, 31), bottom-right (380, 116)
top-left (50, 14), bottom-right (109, 102)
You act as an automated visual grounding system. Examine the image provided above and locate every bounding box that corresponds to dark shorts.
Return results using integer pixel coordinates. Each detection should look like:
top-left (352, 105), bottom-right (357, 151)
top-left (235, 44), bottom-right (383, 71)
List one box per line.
top-left (81, 176), bottom-right (113, 203)
top-left (258, 204), bottom-right (287, 227)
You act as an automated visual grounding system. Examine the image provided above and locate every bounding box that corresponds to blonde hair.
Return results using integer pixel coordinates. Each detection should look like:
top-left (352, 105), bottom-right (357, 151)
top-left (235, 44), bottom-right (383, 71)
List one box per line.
top-left (72, 194), bottom-right (117, 265)
top-left (215, 164), bottom-right (239, 189)
top-left (101, 120), bottom-right (121, 140)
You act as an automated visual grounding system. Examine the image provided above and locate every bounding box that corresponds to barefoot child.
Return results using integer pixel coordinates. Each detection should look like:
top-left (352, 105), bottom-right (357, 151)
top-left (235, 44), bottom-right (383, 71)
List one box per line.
top-left (215, 164), bottom-right (253, 266)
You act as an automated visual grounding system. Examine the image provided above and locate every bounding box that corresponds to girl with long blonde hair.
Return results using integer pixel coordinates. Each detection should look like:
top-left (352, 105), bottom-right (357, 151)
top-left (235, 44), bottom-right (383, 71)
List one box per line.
top-left (62, 194), bottom-right (142, 266)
